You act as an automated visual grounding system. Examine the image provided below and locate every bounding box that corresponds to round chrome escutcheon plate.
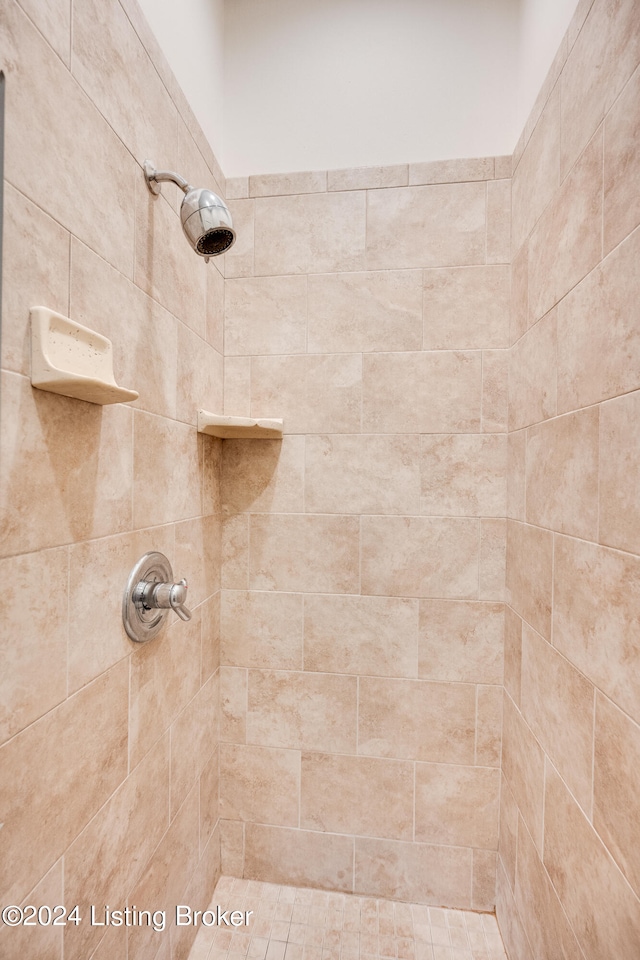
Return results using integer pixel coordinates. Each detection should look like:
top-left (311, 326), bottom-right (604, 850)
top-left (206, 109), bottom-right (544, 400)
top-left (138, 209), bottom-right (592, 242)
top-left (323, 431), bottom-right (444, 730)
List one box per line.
top-left (123, 551), bottom-right (173, 643)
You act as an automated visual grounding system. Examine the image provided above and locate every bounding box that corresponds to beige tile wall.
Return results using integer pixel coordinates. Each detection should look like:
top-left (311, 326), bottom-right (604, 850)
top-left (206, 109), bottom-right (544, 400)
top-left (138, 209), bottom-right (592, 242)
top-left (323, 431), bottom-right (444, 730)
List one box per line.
top-left (0, 0), bottom-right (223, 957)
top-left (499, 0), bottom-right (640, 957)
top-left (7, 0), bottom-right (639, 948)
top-left (220, 153), bottom-right (511, 909)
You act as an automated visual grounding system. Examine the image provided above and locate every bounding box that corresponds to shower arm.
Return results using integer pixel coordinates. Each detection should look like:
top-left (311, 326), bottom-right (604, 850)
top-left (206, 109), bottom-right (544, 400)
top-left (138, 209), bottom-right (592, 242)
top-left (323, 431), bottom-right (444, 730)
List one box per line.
top-left (143, 160), bottom-right (193, 196)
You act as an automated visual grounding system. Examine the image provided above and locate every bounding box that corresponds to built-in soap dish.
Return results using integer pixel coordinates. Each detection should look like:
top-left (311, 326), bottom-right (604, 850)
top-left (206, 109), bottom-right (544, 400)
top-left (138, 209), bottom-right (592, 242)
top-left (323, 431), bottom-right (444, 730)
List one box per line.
top-left (197, 411), bottom-right (283, 439)
top-left (30, 306), bottom-right (139, 405)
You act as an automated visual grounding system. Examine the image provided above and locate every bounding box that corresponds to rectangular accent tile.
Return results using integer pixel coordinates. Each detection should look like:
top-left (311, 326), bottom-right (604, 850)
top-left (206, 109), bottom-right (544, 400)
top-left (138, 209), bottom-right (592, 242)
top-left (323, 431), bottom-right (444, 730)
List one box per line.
top-left (415, 763), bottom-right (499, 849)
top-left (249, 515), bottom-right (360, 594)
top-left (358, 677), bottom-right (476, 764)
top-left (366, 182), bottom-right (486, 270)
top-left (254, 192), bottom-right (366, 275)
top-left (554, 534), bottom-right (640, 723)
top-left (247, 670), bottom-right (357, 753)
top-left (304, 594), bottom-right (418, 678)
top-left (361, 516), bottom-right (479, 599)
top-left (307, 270), bottom-right (422, 353)
top-left (363, 352), bottom-right (482, 434)
top-left (301, 754), bottom-right (413, 840)
top-left (423, 266), bottom-right (509, 350)
top-left (418, 600), bottom-right (503, 684)
top-left (306, 434), bottom-right (421, 515)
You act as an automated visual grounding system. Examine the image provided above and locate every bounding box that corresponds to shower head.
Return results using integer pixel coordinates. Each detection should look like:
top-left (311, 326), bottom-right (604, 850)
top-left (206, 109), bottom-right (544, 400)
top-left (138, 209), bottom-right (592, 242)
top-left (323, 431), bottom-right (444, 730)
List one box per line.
top-left (143, 160), bottom-right (235, 261)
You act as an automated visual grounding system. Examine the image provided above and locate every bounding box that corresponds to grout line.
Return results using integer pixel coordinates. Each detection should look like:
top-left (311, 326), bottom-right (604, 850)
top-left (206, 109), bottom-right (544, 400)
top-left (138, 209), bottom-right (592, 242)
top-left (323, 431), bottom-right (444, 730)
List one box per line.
top-left (590, 687), bottom-right (597, 824)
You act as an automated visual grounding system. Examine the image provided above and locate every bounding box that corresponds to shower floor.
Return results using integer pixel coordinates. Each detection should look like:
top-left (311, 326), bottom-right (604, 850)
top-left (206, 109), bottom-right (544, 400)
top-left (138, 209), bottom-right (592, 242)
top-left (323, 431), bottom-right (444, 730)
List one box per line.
top-left (187, 876), bottom-right (508, 960)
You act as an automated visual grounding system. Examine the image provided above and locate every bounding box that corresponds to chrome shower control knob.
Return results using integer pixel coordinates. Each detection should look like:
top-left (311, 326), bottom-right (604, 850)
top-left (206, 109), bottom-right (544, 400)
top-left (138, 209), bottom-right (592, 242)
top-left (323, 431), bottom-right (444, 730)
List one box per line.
top-left (123, 553), bottom-right (192, 642)
top-left (134, 577), bottom-right (192, 621)
top-left (169, 579), bottom-right (191, 621)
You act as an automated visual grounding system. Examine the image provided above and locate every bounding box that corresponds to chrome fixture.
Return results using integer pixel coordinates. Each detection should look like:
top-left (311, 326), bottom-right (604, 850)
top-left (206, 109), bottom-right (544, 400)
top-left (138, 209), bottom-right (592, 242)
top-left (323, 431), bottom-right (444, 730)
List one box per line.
top-left (123, 552), bottom-right (192, 643)
top-left (143, 160), bottom-right (235, 261)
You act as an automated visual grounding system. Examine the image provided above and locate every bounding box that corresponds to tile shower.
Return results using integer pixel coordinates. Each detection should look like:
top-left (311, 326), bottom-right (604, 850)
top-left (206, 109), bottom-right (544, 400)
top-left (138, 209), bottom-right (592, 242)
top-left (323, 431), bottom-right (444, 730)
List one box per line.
top-left (0, 2), bottom-right (639, 960)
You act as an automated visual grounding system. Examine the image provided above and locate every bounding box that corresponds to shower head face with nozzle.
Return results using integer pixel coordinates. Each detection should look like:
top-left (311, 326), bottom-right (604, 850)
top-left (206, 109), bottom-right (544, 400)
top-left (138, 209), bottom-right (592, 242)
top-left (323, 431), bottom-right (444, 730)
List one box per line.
top-left (143, 161), bottom-right (236, 259)
top-left (180, 187), bottom-right (236, 258)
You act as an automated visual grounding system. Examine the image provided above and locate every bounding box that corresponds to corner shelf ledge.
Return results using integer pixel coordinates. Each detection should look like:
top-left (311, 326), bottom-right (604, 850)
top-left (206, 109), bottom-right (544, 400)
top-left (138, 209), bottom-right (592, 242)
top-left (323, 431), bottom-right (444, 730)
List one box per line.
top-left (30, 306), bottom-right (138, 405)
top-left (197, 411), bottom-right (283, 439)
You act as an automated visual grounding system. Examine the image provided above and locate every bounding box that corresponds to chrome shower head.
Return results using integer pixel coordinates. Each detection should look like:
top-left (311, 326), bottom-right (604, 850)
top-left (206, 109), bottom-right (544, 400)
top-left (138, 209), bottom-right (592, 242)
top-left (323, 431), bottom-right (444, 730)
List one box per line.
top-left (143, 160), bottom-right (236, 261)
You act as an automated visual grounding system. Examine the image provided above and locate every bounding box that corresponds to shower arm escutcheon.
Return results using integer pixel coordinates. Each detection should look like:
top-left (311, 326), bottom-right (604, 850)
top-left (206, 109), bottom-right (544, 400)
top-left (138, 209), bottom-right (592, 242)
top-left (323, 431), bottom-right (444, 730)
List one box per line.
top-left (123, 552), bottom-right (192, 643)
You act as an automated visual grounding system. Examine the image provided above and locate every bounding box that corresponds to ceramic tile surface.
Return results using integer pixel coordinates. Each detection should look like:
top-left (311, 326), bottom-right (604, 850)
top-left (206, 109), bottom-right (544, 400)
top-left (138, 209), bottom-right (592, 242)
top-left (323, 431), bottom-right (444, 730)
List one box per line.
top-left (187, 877), bottom-right (508, 960)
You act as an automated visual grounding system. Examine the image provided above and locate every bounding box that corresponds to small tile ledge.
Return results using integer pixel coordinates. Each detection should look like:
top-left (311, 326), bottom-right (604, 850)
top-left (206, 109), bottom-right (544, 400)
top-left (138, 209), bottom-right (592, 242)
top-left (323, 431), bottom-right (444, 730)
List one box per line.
top-left (197, 411), bottom-right (283, 439)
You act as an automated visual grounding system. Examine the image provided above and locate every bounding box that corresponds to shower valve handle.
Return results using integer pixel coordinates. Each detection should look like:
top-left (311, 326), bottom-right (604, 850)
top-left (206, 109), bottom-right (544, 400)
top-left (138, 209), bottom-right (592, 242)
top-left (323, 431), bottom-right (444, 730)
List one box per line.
top-left (135, 577), bottom-right (192, 622)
